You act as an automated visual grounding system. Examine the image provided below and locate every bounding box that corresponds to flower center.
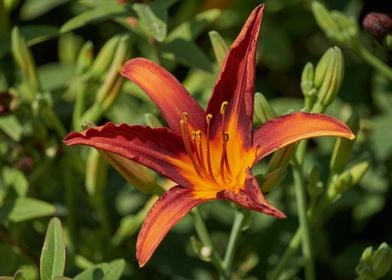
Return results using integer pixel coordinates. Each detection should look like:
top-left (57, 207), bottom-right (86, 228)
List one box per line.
top-left (180, 101), bottom-right (233, 185)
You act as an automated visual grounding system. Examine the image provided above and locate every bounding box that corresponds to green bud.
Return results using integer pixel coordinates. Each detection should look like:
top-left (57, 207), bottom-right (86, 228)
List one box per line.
top-left (313, 47), bottom-right (344, 112)
top-left (371, 242), bottom-right (392, 278)
top-left (301, 62), bottom-right (317, 108)
top-left (145, 113), bottom-right (163, 128)
top-left (328, 160), bottom-right (369, 201)
top-left (58, 33), bottom-right (83, 65)
top-left (76, 41), bottom-right (94, 74)
top-left (11, 26), bottom-right (40, 99)
top-left (311, 2), bottom-right (340, 38)
top-left (4, 0), bottom-right (21, 12)
top-left (385, 35), bottom-right (392, 49)
top-left (88, 35), bottom-right (120, 80)
top-left (330, 110), bottom-right (359, 173)
top-left (260, 167), bottom-right (287, 193)
top-left (254, 92), bottom-right (276, 124)
top-left (267, 143), bottom-right (296, 172)
top-left (356, 247), bottom-right (374, 278)
top-left (13, 270), bottom-right (25, 280)
top-left (208, 31), bottom-right (229, 66)
top-left (85, 149), bottom-right (107, 195)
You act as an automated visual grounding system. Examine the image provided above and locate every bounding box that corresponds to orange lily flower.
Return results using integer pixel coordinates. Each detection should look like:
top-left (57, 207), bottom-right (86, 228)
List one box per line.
top-left (64, 4), bottom-right (354, 267)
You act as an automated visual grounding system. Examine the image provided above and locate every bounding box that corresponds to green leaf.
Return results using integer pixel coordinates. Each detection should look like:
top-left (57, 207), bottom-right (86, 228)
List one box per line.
top-left (73, 259), bottom-right (126, 280)
top-left (133, 1), bottom-right (167, 42)
top-left (2, 167), bottom-right (28, 196)
top-left (40, 218), bottom-right (66, 280)
top-left (60, 5), bottom-right (129, 33)
top-left (0, 115), bottom-right (23, 141)
top-left (8, 198), bottom-right (56, 222)
top-left (161, 39), bottom-right (212, 71)
top-left (167, 9), bottom-right (221, 41)
top-left (0, 25), bottom-right (58, 58)
top-left (20, 0), bottom-right (70, 20)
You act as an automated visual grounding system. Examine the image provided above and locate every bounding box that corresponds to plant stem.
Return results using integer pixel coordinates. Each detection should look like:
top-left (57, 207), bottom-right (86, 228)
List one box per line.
top-left (191, 208), bottom-right (226, 277)
top-left (222, 209), bottom-right (246, 275)
top-left (292, 140), bottom-right (315, 280)
top-left (354, 45), bottom-right (392, 81)
top-left (269, 229), bottom-right (302, 280)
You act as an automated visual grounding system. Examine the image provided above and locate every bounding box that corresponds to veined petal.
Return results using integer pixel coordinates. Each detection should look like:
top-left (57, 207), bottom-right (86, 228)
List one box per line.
top-left (206, 4), bottom-right (264, 144)
top-left (121, 58), bottom-right (205, 133)
top-left (64, 123), bottom-right (193, 187)
top-left (136, 186), bottom-right (207, 267)
top-left (216, 169), bottom-right (285, 218)
top-left (253, 112), bottom-right (355, 161)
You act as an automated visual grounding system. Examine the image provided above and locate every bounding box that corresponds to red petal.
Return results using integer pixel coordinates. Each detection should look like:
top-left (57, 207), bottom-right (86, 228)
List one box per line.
top-left (64, 123), bottom-right (193, 187)
top-left (253, 112), bottom-right (355, 161)
top-left (206, 4), bottom-right (264, 144)
top-left (216, 169), bottom-right (285, 218)
top-left (136, 186), bottom-right (206, 267)
top-left (121, 58), bottom-right (205, 133)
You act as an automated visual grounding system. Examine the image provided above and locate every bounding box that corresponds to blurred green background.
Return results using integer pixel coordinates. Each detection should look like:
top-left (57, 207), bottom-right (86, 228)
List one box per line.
top-left (0, 0), bottom-right (391, 279)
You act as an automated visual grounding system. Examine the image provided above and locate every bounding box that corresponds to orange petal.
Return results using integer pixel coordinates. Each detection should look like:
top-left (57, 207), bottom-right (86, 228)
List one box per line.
top-left (216, 169), bottom-right (286, 219)
top-left (64, 123), bottom-right (193, 187)
top-left (206, 4), bottom-right (264, 146)
top-left (136, 186), bottom-right (207, 267)
top-left (253, 112), bottom-right (355, 161)
top-left (121, 58), bottom-right (205, 133)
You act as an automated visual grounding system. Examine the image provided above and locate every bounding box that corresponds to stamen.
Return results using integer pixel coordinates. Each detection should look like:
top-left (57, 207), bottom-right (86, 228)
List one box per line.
top-left (205, 114), bottom-right (216, 181)
top-left (220, 101), bottom-right (229, 114)
top-left (220, 132), bottom-right (232, 181)
top-left (193, 130), bottom-right (205, 169)
top-left (180, 117), bottom-right (204, 177)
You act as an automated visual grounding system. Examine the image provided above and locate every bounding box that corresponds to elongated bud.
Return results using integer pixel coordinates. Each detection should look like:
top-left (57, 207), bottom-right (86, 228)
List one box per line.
top-left (76, 41), bottom-right (94, 74)
top-left (11, 27), bottom-right (40, 98)
top-left (144, 113), bottom-right (163, 128)
top-left (330, 109), bottom-right (359, 173)
top-left (313, 47), bottom-right (344, 112)
top-left (328, 160), bottom-right (369, 201)
top-left (267, 143), bottom-right (296, 172)
top-left (88, 35), bottom-right (121, 79)
top-left (372, 242), bottom-right (392, 279)
top-left (301, 62), bottom-right (317, 109)
top-left (58, 33), bottom-right (83, 64)
top-left (86, 149), bottom-right (107, 195)
top-left (254, 92), bottom-right (276, 124)
top-left (209, 31), bottom-right (228, 66)
top-left (312, 2), bottom-right (359, 47)
top-left (260, 167), bottom-right (287, 193)
top-left (356, 247), bottom-right (374, 279)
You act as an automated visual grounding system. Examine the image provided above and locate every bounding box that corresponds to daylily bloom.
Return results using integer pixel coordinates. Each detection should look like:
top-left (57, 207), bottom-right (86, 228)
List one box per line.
top-left (64, 4), bottom-right (355, 267)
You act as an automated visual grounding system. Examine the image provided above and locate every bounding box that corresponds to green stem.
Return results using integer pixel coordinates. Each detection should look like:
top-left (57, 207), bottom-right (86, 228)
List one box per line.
top-left (222, 209), bottom-right (246, 276)
top-left (354, 45), bottom-right (392, 81)
top-left (290, 139), bottom-right (315, 280)
top-left (269, 229), bottom-right (302, 280)
top-left (292, 159), bottom-right (315, 280)
top-left (191, 208), bottom-right (226, 277)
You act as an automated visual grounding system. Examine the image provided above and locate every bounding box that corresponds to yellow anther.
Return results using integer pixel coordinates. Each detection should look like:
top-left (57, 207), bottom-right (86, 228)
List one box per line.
top-left (220, 101), bottom-right (229, 114)
top-left (182, 112), bottom-right (189, 120)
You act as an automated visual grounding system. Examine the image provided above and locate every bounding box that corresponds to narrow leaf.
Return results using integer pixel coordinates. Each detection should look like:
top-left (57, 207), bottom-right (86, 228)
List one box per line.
top-left (133, 1), bottom-right (167, 42)
top-left (20, 0), bottom-right (70, 20)
top-left (40, 218), bottom-right (66, 280)
top-left (8, 198), bottom-right (56, 222)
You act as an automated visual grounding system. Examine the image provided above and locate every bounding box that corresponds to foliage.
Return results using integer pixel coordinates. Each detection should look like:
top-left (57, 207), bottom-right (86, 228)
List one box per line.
top-left (0, 0), bottom-right (391, 279)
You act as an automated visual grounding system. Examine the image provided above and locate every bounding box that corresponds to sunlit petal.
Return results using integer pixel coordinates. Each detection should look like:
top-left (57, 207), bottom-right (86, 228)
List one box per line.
top-left (136, 186), bottom-right (207, 267)
top-left (253, 112), bottom-right (355, 161)
top-left (64, 123), bottom-right (193, 187)
top-left (121, 58), bottom-right (205, 133)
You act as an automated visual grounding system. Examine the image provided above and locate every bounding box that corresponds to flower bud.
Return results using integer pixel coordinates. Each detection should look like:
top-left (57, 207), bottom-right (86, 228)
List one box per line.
top-left (267, 143), bottom-right (296, 173)
top-left (301, 62), bottom-right (317, 108)
top-left (76, 41), bottom-right (94, 74)
top-left (328, 161), bottom-right (369, 201)
top-left (260, 167), bottom-right (287, 193)
top-left (312, 2), bottom-right (340, 38)
top-left (330, 109), bottom-right (359, 174)
top-left (11, 27), bottom-right (40, 99)
top-left (254, 92), bottom-right (276, 124)
top-left (88, 35), bottom-right (120, 80)
top-left (313, 46), bottom-right (344, 112)
top-left (208, 31), bottom-right (228, 66)
top-left (85, 149), bottom-right (107, 195)
top-left (362, 12), bottom-right (392, 41)
top-left (371, 242), bottom-right (392, 278)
